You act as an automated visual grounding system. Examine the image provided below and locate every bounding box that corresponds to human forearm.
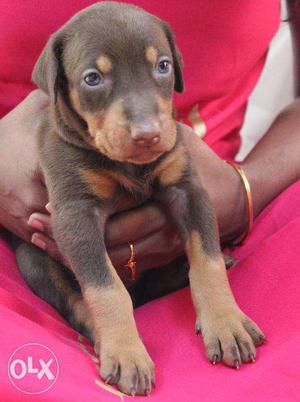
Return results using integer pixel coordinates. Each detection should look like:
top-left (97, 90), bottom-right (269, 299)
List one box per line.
top-left (180, 99), bottom-right (300, 245)
top-left (243, 99), bottom-right (300, 218)
top-left (0, 90), bottom-right (49, 240)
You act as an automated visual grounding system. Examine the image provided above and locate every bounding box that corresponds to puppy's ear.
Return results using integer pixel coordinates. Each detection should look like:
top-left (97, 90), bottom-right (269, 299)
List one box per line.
top-left (162, 23), bottom-right (184, 93)
top-left (32, 33), bottom-right (65, 103)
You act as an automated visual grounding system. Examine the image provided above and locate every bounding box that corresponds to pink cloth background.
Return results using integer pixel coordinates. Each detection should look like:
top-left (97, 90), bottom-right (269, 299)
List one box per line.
top-left (0, 180), bottom-right (300, 401)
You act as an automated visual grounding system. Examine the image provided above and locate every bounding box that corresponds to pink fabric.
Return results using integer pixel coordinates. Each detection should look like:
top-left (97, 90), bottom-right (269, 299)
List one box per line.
top-left (0, 180), bottom-right (300, 401)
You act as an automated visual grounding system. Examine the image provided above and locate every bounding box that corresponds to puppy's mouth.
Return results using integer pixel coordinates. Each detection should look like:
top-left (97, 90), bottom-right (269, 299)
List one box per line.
top-left (93, 134), bottom-right (166, 164)
top-left (126, 148), bottom-right (165, 164)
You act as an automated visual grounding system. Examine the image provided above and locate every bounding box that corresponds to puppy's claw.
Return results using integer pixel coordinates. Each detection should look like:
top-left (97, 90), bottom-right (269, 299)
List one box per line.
top-left (130, 388), bottom-right (136, 396)
top-left (212, 354), bottom-right (219, 365)
top-left (195, 323), bottom-right (201, 336)
top-left (234, 359), bottom-right (240, 370)
top-left (249, 353), bottom-right (256, 363)
top-left (105, 374), bottom-right (113, 384)
top-left (259, 335), bottom-right (266, 344)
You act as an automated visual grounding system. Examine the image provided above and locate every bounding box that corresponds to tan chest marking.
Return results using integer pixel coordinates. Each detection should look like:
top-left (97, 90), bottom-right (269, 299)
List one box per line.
top-left (82, 167), bottom-right (143, 200)
top-left (154, 145), bottom-right (187, 186)
top-left (82, 169), bottom-right (118, 200)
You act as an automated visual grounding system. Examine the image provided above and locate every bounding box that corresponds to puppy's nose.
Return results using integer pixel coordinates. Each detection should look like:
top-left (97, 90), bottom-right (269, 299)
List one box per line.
top-left (131, 123), bottom-right (161, 148)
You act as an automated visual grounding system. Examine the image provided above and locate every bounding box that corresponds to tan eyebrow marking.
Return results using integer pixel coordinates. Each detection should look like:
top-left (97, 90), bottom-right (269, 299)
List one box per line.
top-left (96, 55), bottom-right (113, 73)
top-left (146, 46), bottom-right (158, 65)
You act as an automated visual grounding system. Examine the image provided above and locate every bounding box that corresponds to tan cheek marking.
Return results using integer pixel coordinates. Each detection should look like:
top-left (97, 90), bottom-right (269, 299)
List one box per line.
top-left (85, 114), bottom-right (105, 141)
top-left (95, 99), bottom-right (128, 155)
top-left (146, 46), bottom-right (158, 65)
top-left (97, 55), bottom-right (113, 74)
top-left (155, 95), bottom-right (177, 150)
top-left (154, 145), bottom-right (187, 186)
top-left (70, 91), bottom-right (129, 160)
top-left (81, 169), bottom-right (118, 199)
top-left (156, 95), bottom-right (173, 115)
top-left (70, 89), bottom-right (104, 140)
top-left (98, 99), bottom-right (127, 134)
top-left (70, 88), bottom-right (81, 115)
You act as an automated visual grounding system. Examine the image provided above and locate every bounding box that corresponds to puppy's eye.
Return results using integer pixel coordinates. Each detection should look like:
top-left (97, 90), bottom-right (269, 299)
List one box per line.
top-left (157, 59), bottom-right (171, 74)
top-left (82, 70), bottom-right (103, 87)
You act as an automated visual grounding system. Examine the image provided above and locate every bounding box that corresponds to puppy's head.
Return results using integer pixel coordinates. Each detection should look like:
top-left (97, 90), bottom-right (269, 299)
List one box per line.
top-left (33, 2), bottom-right (184, 164)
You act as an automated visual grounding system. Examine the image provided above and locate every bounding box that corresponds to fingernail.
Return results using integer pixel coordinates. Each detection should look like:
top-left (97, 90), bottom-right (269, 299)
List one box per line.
top-left (28, 218), bottom-right (44, 232)
top-left (31, 235), bottom-right (46, 250)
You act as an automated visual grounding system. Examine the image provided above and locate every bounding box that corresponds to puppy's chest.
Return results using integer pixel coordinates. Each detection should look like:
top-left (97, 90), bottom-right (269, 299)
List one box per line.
top-left (116, 170), bottom-right (155, 202)
top-left (82, 166), bottom-right (156, 204)
top-left (82, 144), bottom-right (187, 204)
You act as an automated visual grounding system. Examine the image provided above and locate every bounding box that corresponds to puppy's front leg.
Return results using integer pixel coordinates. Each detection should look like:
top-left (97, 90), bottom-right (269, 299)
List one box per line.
top-left (52, 200), bottom-right (154, 395)
top-left (156, 180), bottom-right (265, 368)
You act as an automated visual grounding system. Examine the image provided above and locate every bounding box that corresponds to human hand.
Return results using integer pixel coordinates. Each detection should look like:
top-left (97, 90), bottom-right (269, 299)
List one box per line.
top-left (29, 201), bottom-right (183, 274)
top-left (0, 90), bottom-right (50, 242)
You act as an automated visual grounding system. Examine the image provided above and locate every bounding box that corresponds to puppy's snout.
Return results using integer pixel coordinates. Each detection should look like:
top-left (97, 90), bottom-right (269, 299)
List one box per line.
top-left (131, 122), bottom-right (161, 148)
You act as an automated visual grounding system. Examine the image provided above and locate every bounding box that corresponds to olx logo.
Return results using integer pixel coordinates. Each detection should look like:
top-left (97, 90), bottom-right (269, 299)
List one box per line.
top-left (8, 343), bottom-right (59, 394)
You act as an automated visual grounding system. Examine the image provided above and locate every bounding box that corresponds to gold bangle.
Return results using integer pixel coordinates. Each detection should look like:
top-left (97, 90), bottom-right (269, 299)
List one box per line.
top-left (225, 161), bottom-right (254, 246)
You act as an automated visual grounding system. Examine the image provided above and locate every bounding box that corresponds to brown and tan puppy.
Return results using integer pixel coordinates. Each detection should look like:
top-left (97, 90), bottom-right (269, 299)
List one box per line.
top-left (16, 2), bottom-right (265, 396)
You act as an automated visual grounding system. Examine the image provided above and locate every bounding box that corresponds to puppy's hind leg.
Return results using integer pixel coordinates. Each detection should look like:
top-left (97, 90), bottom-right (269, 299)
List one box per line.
top-left (16, 242), bottom-right (93, 340)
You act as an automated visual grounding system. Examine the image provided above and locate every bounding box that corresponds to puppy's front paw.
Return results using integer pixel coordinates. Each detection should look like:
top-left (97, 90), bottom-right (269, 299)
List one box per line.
top-left (197, 309), bottom-right (266, 368)
top-left (96, 337), bottom-right (155, 395)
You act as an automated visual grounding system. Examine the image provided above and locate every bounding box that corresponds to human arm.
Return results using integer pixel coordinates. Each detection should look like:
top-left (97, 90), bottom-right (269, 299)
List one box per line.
top-left (0, 90), bottom-right (49, 241)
